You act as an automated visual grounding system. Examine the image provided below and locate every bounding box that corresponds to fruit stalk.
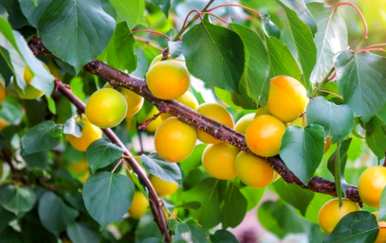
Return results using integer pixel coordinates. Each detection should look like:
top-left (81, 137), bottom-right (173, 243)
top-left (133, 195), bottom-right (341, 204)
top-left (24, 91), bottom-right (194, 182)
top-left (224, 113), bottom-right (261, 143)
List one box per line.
top-left (55, 80), bottom-right (171, 243)
top-left (29, 38), bottom-right (361, 203)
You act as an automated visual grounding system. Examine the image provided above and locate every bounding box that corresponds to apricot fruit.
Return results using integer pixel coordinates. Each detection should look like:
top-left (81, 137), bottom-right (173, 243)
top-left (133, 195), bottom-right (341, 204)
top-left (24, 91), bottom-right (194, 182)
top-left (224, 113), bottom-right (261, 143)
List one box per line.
top-left (144, 107), bottom-right (163, 133)
top-left (235, 151), bottom-right (274, 188)
top-left (155, 117), bottom-right (196, 162)
top-left (16, 67), bottom-right (44, 100)
top-left (202, 143), bottom-right (238, 180)
top-left (318, 198), bottom-right (359, 233)
top-left (0, 83), bottom-right (6, 103)
top-left (358, 166), bottom-right (386, 207)
top-left (66, 117), bottom-right (103, 152)
top-left (161, 90), bottom-right (199, 120)
top-left (235, 113), bottom-right (255, 134)
top-left (0, 118), bottom-right (9, 130)
top-left (146, 59), bottom-right (190, 100)
top-left (128, 191), bottom-right (149, 219)
top-left (196, 103), bottom-right (234, 144)
top-left (245, 114), bottom-right (286, 157)
top-left (121, 88), bottom-right (144, 118)
top-left (150, 176), bottom-right (179, 197)
top-left (67, 159), bottom-right (90, 183)
top-left (376, 221), bottom-right (386, 243)
top-left (86, 88), bottom-right (128, 128)
top-left (267, 75), bottom-right (309, 122)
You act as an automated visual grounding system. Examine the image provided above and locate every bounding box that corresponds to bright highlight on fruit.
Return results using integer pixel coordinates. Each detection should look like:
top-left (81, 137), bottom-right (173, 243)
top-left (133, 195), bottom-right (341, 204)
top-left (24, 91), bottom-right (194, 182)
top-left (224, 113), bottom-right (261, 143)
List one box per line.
top-left (196, 103), bottom-right (234, 144)
top-left (155, 117), bottom-right (197, 162)
top-left (66, 116), bottom-right (103, 152)
top-left (150, 176), bottom-right (179, 197)
top-left (235, 113), bottom-right (255, 134)
top-left (318, 198), bottom-right (359, 233)
top-left (202, 143), bottom-right (238, 180)
top-left (267, 75), bottom-right (309, 122)
top-left (86, 88), bottom-right (128, 128)
top-left (128, 191), bottom-right (149, 219)
top-left (146, 59), bottom-right (190, 100)
top-left (235, 151), bottom-right (274, 188)
top-left (121, 88), bottom-right (144, 118)
top-left (358, 166), bottom-right (386, 207)
top-left (245, 114), bottom-right (286, 157)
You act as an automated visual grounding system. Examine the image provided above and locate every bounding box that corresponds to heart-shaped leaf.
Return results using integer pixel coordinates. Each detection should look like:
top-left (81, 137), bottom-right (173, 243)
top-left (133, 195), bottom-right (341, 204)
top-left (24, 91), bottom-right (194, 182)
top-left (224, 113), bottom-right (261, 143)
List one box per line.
top-left (86, 140), bottom-right (124, 173)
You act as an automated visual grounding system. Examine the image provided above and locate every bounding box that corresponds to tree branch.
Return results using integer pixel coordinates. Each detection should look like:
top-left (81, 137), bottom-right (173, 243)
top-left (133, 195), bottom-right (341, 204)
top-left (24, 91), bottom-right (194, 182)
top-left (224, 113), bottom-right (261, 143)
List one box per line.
top-left (55, 80), bottom-right (171, 243)
top-left (29, 37), bottom-right (361, 204)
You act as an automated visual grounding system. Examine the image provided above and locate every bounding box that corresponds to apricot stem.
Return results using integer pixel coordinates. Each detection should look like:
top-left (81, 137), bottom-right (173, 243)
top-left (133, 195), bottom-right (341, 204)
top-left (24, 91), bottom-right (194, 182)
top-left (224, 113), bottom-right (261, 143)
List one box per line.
top-left (138, 112), bottom-right (162, 131)
top-left (131, 28), bottom-right (170, 41)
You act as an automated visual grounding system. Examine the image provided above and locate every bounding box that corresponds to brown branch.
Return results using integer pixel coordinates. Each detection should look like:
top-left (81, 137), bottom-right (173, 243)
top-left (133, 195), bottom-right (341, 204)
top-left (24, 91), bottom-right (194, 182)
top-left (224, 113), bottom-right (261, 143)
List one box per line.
top-left (55, 81), bottom-right (171, 242)
top-left (29, 37), bottom-right (361, 204)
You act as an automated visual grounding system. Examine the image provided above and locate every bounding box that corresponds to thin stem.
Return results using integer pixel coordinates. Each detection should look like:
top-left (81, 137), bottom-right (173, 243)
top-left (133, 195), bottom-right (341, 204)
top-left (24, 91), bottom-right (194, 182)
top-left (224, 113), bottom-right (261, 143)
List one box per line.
top-left (132, 28), bottom-right (170, 41)
top-left (207, 3), bottom-right (261, 19)
top-left (134, 36), bottom-right (163, 51)
top-left (355, 47), bottom-right (386, 53)
top-left (136, 122), bottom-right (145, 155)
top-left (203, 12), bottom-right (228, 25)
top-left (333, 1), bottom-right (368, 40)
top-left (138, 112), bottom-right (161, 131)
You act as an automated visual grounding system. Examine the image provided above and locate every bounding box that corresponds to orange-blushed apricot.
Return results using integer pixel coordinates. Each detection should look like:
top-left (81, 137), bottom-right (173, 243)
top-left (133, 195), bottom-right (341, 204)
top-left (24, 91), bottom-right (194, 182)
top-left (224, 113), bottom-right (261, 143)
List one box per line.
top-left (202, 143), bottom-right (238, 180)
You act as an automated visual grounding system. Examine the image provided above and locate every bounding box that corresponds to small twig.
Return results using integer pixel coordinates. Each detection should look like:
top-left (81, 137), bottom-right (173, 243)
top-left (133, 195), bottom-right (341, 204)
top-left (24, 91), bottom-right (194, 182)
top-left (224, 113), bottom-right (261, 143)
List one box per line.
top-left (138, 112), bottom-right (161, 131)
top-left (112, 159), bottom-right (124, 173)
top-left (136, 122), bottom-right (145, 155)
top-left (355, 47), bottom-right (386, 53)
top-left (134, 36), bottom-right (163, 51)
top-left (203, 12), bottom-right (228, 25)
top-left (206, 3), bottom-right (262, 19)
top-left (132, 28), bottom-right (170, 41)
top-left (332, 1), bottom-right (368, 40)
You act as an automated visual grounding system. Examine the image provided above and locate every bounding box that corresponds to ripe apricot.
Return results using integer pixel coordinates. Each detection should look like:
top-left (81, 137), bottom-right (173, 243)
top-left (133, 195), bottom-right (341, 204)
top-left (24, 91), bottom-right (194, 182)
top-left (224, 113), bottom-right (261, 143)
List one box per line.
top-left (0, 83), bottom-right (6, 102)
top-left (318, 198), bottom-right (359, 233)
top-left (0, 118), bottom-right (9, 130)
top-left (66, 117), bottom-right (103, 152)
top-left (267, 75), bottom-right (309, 122)
top-left (196, 103), bottom-right (234, 144)
top-left (16, 67), bottom-right (44, 100)
top-left (202, 143), bottom-right (238, 180)
top-left (358, 166), bottom-right (386, 207)
top-left (128, 191), bottom-right (149, 219)
top-left (144, 107), bottom-right (162, 133)
top-left (155, 117), bottom-right (196, 162)
top-left (150, 176), bottom-right (179, 197)
top-left (86, 88), bottom-right (128, 128)
top-left (146, 59), bottom-right (190, 100)
top-left (121, 88), bottom-right (144, 118)
top-left (235, 151), bottom-right (274, 188)
top-left (376, 221), bottom-right (386, 243)
top-left (161, 90), bottom-right (199, 120)
top-left (67, 159), bottom-right (90, 183)
top-left (245, 114), bottom-right (286, 157)
top-left (235, 113), bottom-right (255, 134)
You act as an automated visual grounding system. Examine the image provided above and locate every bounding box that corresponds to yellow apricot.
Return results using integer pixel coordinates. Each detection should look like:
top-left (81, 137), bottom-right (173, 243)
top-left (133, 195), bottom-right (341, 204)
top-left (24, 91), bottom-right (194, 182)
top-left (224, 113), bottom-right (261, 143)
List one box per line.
top-left (255, 106), bottom-right (268, 117)
top-left (16, 67), bottom-right (44, 100)
top-left (121, 88), bottom-right (144, 118)
top-left (146, 59), bottom-right (190, 100)
top-left (155, 117), bottom-right (196, 162)
top-left (86, 88), bottom-right (128, 128)
top-left (376, 221), bottom-right (386, 243)
top-left (66, 117), bottom-right (103, 152)
top-left (358, 166), bottom-right (386, 207)
top-left (245, 114), bottom-right (286, 157)
top-left (267, 75), bottom-right (309, 122)
top-left (149, 54), bottom-right (166, 67)
top-left (144, 107), bottom-right (163, 133)
top-left (202, 143), bottom-right (238, 180)
top-left (24, 66), bottom-right (33, 84)
top-left (235, 151), bottom-right (274, 188)
top-left (67, 159), bottom-right (90, 183)
top-left (150, 176), bottom-right (179, 197)
top-left (235, 113), bottom-right (255, 134)
top-left (0, 118), bottom-right (9, 130)
top-left (0, 83), bottom-right (6, 103)
top-left (318, 198), bottom-right (359, 233)
top-left (196, 103), bottom-right (234, 144)
top-left (128, 191), bottom-right (149, 219)
top-left (161, 90), bottom-right (199, 120)
top-left (288, 116), bottom-right (306, 127)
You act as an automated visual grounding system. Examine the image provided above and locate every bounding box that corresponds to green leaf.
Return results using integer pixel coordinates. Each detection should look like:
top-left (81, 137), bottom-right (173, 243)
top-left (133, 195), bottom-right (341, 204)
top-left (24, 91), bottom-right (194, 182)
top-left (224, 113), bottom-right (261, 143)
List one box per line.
top-left (221, 183), bottom-right (247, 228)
top-left (0, 47), bottom-right (13, 85)
top-left (135, 214), bottom-right (162, 243)
top-left (141, 154), bottom-right (182, 182)
top-left (336, 51), bottom-right (386, 118)
top-left (325, 211), bottom-right (378, 243)
top-left (267, 37), bottom-right (302, 81)
top-left (311, 10), bottom-right (347, 83)
top-left (38, 191), bottom-right (78, 236)
top-left (0, 185), bottom-right (36, 216)
top-left (86, 140), bottom-right (123, 173)
top-left (18, 0), bottom-right (52, 27)
top-left (377, 104), bottom-right (386, 124)
top-left (210, 229), bottom-right (238, 243)
top-left (66, 222), bottom-right (101, 243)
top-left (99, 22), bottom-right (136, 72)
top-left (0, 97), bottom-right (24, 125)
top-left (21, 121), bottom-right (62, 155)
top-left (240, 186), bottom-right (265, 211)
top-left (180, 144), bottom-right (205, 176)
top-left (63, 116), bottom-right (82, 137)
top-left (173, 221), bottom-right (210, 243)
top-left (280, 0), bottom-right (316, 30)
top-left (109, 0), bottom-right (144, 27)
top-left (273, 179), bottom-right (314, 215)
top-left (281, 3), bottom-right (316, 84)
top-left (0, 206), bottom-right (14, 232)
top-left (38, 0), bottom-right (116, 71)
top-left (280, 125), bottom-right (325, 183)
top-left (307, 96), bottom-right (353, 142)
top-left (380, 188), bottom-right (386, 221)
top-left (149, 0), bottom-right (170, 15)
top-left (82, 172), bottom-right (134, 226)
top-left (365, 118), bottom-right (386, 159)
top-left (182, 19), bottom-right (244, 92)
top-left (179, 178), bottom-right (221, 229)
top-left (230, 24), bottom-right (269, 105)
top-left (327, 138), bottom-right (351, 176)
